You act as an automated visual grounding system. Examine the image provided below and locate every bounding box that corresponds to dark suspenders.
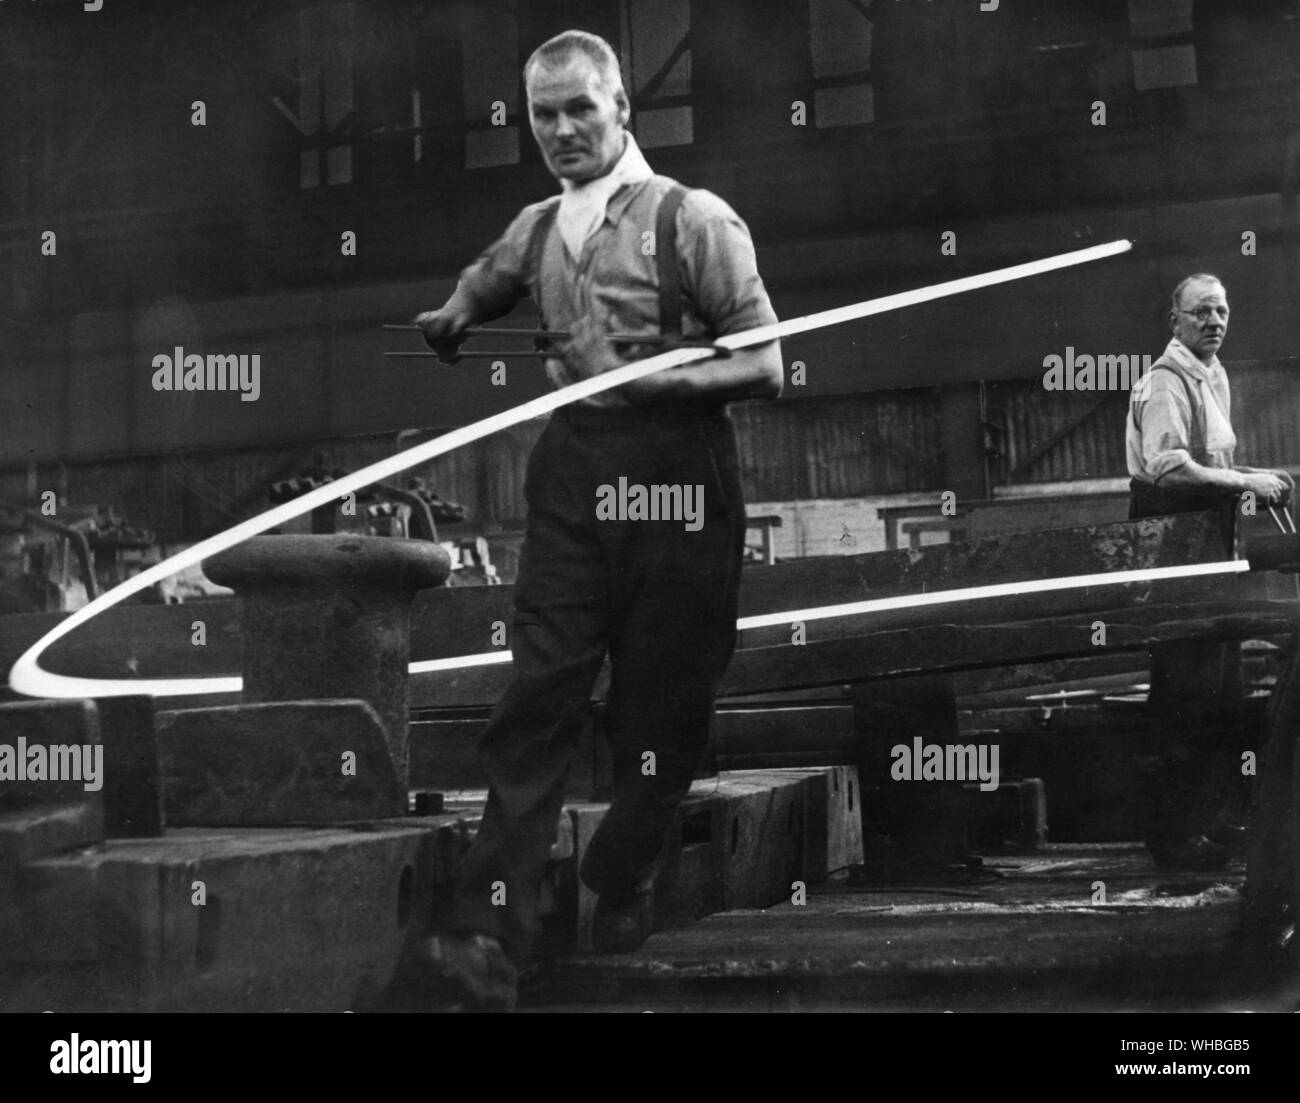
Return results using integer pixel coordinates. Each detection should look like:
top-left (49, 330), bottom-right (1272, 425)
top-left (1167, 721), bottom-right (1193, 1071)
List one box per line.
top-left (653, 184), bottom-right (688, 341)
top-left (523, 199), bottom-right (560, 307)
top-left (523, 183), bottom-right (690, 343)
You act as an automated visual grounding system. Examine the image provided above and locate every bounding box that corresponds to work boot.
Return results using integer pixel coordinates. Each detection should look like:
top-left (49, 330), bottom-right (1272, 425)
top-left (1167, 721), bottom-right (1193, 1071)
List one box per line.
top-left (592, 882), bottom-right (656, 954)
top-left (420, 931), bottom-right (517, 1012)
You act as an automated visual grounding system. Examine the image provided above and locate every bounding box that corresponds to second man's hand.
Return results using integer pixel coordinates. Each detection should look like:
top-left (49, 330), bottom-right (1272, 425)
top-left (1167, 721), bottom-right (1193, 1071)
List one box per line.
top-left (1242, 469), bottom-right (1292, 507)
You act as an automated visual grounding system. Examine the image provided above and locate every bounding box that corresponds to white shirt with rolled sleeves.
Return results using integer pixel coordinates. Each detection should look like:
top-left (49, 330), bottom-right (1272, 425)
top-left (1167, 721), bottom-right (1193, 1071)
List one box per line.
top-left (454, 140), bottom-right (777, 408)
top-left (1126, 337), bottom-right (1237, 484)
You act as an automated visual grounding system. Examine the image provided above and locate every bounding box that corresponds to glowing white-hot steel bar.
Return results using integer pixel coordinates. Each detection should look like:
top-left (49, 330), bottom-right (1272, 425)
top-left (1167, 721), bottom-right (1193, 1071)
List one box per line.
top-left (733, 558), bottom-right (1249, 630)
top-left (9, 239), bottom-right (1132, 701)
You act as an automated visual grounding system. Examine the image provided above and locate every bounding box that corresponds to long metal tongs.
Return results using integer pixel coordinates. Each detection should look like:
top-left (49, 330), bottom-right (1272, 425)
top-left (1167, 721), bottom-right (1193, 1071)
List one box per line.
top-left (381, 323), bottom-right (728, 359)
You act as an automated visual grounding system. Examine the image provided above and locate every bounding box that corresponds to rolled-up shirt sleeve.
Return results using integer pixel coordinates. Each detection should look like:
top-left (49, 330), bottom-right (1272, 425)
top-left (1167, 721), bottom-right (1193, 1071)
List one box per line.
top-left (1136, 376), bottom-right (1194, 481)
top-left (678, 190), bottom-right (778, 336)
top-left (455, 199), bottom-right (556, 319)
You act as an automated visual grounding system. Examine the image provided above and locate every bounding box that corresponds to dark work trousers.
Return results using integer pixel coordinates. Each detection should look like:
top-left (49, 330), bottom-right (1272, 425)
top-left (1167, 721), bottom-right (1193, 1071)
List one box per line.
top-left (448, 403), bottom-right (747, 961)
top-left (1129, 480), bottom-right (1243, 846)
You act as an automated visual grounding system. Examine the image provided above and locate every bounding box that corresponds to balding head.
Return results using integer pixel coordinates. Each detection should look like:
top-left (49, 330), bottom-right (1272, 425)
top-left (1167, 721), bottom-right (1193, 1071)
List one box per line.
top-left (1171, 273), bottom-right (1224, 314)
top-left (1168, 274), bottom-right (1229, 364)
top-left (524, 30), bottom-right (627, 100)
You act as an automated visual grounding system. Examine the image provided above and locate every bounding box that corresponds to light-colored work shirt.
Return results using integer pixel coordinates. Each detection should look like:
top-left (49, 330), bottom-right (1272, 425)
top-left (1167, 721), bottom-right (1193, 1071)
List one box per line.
top-left (456, 151), bottom-right (777, 407)
top-left (1127, 338), bottom-right (1237, 483)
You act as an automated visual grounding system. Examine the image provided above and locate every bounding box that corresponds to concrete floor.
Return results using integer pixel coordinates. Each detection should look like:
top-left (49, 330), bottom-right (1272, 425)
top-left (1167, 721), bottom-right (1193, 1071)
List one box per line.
top-left (524, 844), bottom-right (1300, 1013)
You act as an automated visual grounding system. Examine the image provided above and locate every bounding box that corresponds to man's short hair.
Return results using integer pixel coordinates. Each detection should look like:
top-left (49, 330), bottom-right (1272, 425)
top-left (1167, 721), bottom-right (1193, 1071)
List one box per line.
top-left (524, 30), bottom-right (626, 96)
top-left (1171, 273), bottom-right (1224, 312)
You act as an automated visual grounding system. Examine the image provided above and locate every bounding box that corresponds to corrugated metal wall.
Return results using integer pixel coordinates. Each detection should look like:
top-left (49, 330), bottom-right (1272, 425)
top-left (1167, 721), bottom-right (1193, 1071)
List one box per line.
top-left (5, 361), bottom-right (1295, 543)
top-left (988, 358), bottom-right (1300, 485)
top-left (732, 389), bottom-right (944, 501)
top-left (989, 383), bottom-right (1128, 485)
top-left (440, 389), bottom-right (948, 524)
top-left (1229, 362), bottom-right (1300, 471)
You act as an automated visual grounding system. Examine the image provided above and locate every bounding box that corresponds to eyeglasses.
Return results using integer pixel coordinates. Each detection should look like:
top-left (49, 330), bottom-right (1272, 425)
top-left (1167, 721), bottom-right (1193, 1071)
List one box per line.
top-left (1178, 307), bottom-right (1230, 323)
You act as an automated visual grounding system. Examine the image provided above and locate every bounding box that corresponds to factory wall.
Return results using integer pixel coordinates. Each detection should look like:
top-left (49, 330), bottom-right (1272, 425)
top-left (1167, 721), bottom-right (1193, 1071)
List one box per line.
top-left (6, 190), bottom-right (1300, 469)
top-left (989, 357), bottom-right (1300, 485)
top-left (6, 0), bottom-right (1300, 469)
top-left (6, 0), bottom-right (1300, 551)
top-left (7, 353), bottom-right (1299, 552)
top-left (0, 388), bottom-right (946, 545)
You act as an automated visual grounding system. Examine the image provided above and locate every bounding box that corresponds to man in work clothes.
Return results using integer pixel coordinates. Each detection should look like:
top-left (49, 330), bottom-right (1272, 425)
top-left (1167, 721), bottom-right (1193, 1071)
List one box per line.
top-left (1127, 273), bottom-right (1291, 869)
top-left (414, 29), bottom-right (782, 1009)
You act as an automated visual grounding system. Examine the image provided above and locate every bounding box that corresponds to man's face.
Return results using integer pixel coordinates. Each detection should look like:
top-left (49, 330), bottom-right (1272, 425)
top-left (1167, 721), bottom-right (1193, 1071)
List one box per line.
top-left (1170, 279), bottom-right (1230, 364)
top-left (526, 55), bottom-right (628, 184)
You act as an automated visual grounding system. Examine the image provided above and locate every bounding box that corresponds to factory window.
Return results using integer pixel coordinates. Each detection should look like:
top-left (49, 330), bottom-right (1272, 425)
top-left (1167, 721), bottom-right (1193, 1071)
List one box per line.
top-left (1128, 0), bottom-right (1194, 38)
top-left (1128, 0), bottom-right (1197, 91)
top-left (462, 1), bottom-right (520, 170)
top-left (808, 0), bottom-right (874, 128)
top-left (1015, 5), bottom-right (1130, 113)
top-left (270, 2), bottom-right (356, 189)
top-left (622, 0), bottom-right (694, 148)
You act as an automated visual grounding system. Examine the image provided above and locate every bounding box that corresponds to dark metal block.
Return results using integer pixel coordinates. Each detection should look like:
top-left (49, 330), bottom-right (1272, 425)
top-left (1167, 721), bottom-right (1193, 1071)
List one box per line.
top-left (0, 698), bottom-right (104, 816)
top-left (204, 534), bottom-right (451, 784)
top-left (0, 802), bottom-right (103, 875)
top-left (765, 765), bottom-right (864, 878)
top-left (96, 694), bottom-right (162, 838)
top-left (712, 705), bottom-right (856, 769)
top-left (3, 822), bottom-right (452, 1012)
top-left (157, 700), bottom-right (404, 826)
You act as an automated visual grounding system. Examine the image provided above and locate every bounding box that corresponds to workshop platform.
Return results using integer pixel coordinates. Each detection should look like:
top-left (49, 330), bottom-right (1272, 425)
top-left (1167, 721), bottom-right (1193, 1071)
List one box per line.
top-left (522, 844), bottom-right (1294, 1013)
